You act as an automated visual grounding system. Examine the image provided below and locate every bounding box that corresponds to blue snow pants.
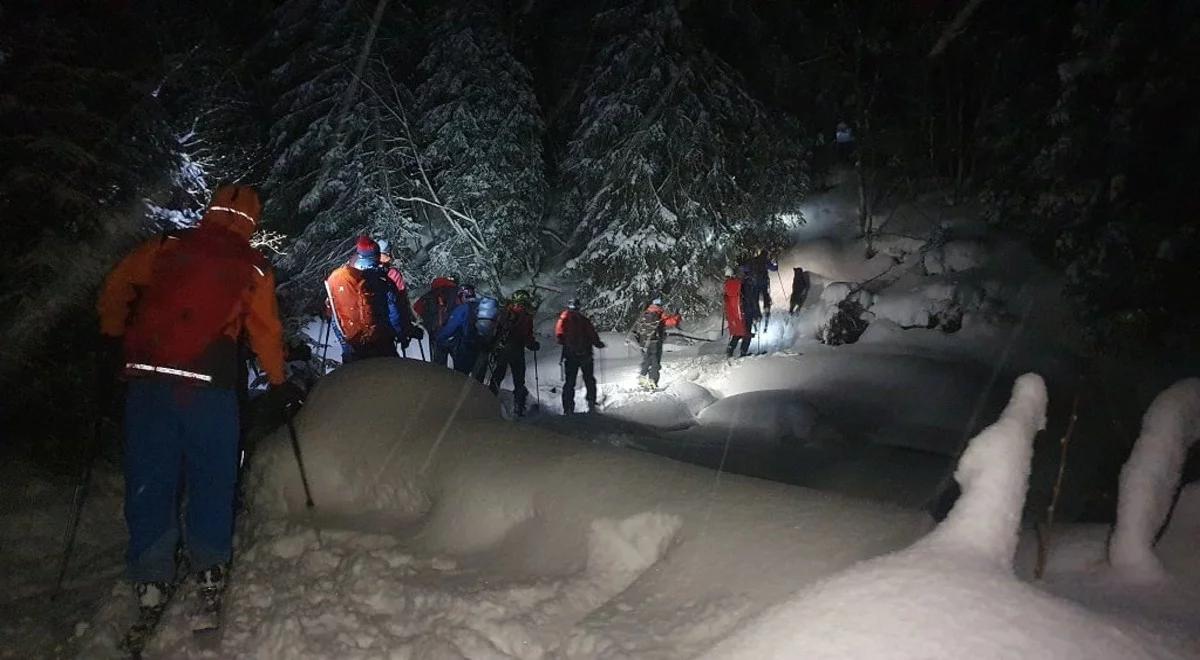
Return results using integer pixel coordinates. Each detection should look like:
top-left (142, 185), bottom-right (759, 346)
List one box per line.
top-left (124, 379), bottom-right (238, 582)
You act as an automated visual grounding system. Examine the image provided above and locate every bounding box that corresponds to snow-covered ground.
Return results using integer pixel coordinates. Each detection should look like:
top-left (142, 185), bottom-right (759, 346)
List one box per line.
top-left (6, 175), bottom-right (1198, 658)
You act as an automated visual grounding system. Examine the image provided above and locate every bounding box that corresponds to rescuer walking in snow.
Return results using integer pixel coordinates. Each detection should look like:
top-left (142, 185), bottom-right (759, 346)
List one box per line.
top-left (97, 184), bottom-right (298, 647)
top-left (630, 297), bottom-right (681, 389)
top-left (724, 267), bottom-right (760, 358)
top-left (488, 289), bottom-right (540, 416)
top-left (413, 276), bottom-right (460, 366)
top-left (556, 298), bottom-right (605, 414)
top-left (324, 236), bottom-right (409, 363)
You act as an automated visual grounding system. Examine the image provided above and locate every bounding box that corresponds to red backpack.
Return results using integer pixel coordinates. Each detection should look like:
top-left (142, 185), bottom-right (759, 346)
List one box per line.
top-left (123, 226), bottom-right (260, 367)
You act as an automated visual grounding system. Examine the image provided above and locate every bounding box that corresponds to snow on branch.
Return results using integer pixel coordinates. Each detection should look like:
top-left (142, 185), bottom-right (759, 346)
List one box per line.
top-left (921, 373), bottom-right (1047, 569)
top-left (1108, 378), bottom-right (1200, 580)
top-left (251, 230), bottom-right (289, 256)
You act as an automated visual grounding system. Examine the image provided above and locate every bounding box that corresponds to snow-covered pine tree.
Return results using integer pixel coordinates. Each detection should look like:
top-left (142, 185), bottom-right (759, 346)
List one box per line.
top-left (561, 0), bottom-right (807, 327)
top-left (259, 0), bottom-right (423, 316)
top-left (411, 0), bottom-right (546, 293)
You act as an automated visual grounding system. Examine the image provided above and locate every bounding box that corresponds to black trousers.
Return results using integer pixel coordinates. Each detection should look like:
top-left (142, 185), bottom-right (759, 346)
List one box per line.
top-left (727, 334), bottom-right (751, 357)
top-left (639, 338), bottom-right (664, 385)
top-left (488, 349), bottom-right (528, 409)
top-left (562, 354), bottom-right (596, 413)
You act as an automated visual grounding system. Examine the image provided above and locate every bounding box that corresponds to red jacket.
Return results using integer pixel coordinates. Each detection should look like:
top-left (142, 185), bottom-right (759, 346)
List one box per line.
top-left (724, 277), bottom-right (748, 337)
top-left (556, 309), bottom-right (601, 357)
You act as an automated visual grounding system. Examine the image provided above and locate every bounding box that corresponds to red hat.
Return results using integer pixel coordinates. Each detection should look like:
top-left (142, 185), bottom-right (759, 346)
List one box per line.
top-left (355, 235), bottom-right (379, 258)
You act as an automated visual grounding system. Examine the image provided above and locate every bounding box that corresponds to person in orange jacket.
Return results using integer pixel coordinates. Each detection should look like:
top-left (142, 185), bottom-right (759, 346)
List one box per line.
top-left (96, 184), bottom-right (295, 636)
top-left (629, 297), bottom-right (681, 389)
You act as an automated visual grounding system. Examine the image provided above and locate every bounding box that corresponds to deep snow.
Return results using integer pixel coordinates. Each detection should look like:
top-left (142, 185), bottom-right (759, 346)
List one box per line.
top-left (5, 175), bottom-right (1196, 658)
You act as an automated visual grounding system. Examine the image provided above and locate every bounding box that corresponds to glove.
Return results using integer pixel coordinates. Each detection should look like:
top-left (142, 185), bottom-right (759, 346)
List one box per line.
top-left (399, 335), bottom-right (411, 350)
top-left (530, 340), bottom-right (541, 352)
top-left (270, 381), bottom-right (306, 411)
top-left (408, 325), bottom-right (425, 340)
top-left (595, 341), bottom-right (606, 349)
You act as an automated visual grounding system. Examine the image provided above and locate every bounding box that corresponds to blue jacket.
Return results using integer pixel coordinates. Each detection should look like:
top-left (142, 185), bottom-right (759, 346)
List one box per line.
top-left (437, 300), bottom-right (477, 349)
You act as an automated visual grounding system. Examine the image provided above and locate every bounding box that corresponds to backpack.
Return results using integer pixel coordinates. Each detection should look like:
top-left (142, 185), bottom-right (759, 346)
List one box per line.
top-left (631, 308), bottom-right (664, 345)
top-left (475, 296), bottom-right (499, 340)
top-left (326, 266), bottom-right (388, 345)
top-left (123, 226), bottom-right (259, 367)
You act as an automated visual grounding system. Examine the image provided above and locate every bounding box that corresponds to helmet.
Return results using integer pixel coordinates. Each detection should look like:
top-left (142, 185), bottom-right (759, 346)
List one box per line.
top-left (375, 238), bottom-right (390, 255)
top-left (566, 298), bottom-right (580, 310)
top-left (651, 297), bottom-right (663, 306)
top-left (510, 289), bottom-right (533, 306)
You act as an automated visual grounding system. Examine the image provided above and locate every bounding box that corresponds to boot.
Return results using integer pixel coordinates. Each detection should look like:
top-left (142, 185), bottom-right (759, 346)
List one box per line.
top-left (194, 564), bottom-right (227, 626)
top-left (134, 580), bottom-right (175, 618)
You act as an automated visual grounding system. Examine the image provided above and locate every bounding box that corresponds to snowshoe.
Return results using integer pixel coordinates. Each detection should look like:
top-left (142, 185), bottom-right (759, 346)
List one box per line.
top-left (121, 580), bottom-right (176, 658)
top-left (637, 375), bottom-right (657, 391)
top-left (191, 564), bottom-right (227, 637)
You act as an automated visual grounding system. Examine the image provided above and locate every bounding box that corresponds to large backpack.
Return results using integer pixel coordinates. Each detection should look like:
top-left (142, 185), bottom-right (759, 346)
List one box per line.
top-left (123, 226), bottom-right (259, 367)
top-left (326, 266), bottom-right (387, 345)
top-left (631, 308), bottom-right (664, 345)
top-left (475, 296), bottom-right (499, 340)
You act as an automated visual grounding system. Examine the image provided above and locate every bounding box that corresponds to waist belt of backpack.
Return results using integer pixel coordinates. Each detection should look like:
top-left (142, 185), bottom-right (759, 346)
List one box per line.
top-left (125, 362), bottom-right (214, 383)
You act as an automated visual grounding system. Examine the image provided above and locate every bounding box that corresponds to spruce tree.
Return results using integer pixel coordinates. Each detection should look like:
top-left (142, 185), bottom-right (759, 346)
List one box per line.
top-left (561, 0), bottom-right (807, 327)
top-left (412, 0), bottom-right (547, 292)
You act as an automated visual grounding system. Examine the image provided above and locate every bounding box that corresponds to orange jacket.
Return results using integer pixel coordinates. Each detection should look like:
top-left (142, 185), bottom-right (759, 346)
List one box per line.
top-left (97, 185), bottom-right (286, 386)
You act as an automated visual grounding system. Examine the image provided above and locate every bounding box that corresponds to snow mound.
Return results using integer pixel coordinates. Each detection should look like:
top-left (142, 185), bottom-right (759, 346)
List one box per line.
top-left (665, 380), bottom-right (717, 416)
top-left (605, 392), bottom-right (697, 431)
top-left (923, 238), bottom-right (989, 275)
top-left (248, 357), bottom-right (499, 517)
top-left (869, 281), bottom-right (963, 330)
top-left (696, 390), bottom-right (835, 446)
top-left (704, 374), bottom-right (1196, 659)
top-left (1109, 378), bottom-right (1200, 581)
top-left (237, 360), bottom-right (931, 657)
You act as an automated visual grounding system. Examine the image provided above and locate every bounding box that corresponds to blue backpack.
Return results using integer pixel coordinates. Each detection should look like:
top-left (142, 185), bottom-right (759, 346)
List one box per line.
top-left (475, 296), bottom-right (499, 340)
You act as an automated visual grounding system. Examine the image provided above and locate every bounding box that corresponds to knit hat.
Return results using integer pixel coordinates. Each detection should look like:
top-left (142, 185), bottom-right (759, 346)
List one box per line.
top-left (352, 235), bottom-right (380, 269)
top-left (355, 236), bottom-right (379, 258)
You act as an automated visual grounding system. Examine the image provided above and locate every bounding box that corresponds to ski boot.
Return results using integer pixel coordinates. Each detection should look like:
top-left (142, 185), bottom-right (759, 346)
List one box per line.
top-left (121, 580), bottom-right (176, 656)
top-left (192, 563), bottom-right (227, 633)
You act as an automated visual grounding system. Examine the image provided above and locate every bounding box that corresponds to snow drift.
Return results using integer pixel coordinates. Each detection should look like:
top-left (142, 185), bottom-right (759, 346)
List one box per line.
top-left (241, 358), bottom-right (931, 657)
top-left (705, 374), bottom-right (1198, 659)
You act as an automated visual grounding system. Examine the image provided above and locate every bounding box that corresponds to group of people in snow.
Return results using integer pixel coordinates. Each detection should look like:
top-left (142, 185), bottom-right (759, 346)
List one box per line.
top-left (721, 250), bottom-right (811, 358)
top-left (92, 184), bottom-right (789, 643)
top-left (320, 233), bottom-right (689, 413)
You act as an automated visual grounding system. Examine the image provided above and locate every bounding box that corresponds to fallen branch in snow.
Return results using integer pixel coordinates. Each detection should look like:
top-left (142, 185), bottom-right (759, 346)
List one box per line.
top-left (1035, 389), bottom-right (1081, 580)
top-left (666, 331), bottom-right (715, 343)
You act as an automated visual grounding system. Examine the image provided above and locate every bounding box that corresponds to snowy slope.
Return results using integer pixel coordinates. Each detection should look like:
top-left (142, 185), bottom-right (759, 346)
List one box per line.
top-left (76, 358), bottom-right (929, 658)
top-left (705, 375), bottom-right (1200, 660)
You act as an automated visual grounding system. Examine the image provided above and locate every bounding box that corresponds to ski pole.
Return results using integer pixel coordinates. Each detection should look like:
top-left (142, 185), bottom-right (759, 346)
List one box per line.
top-left (284, 404), bottom-right (315, 509)
top-left (775, 269), bottom-right (788, 303)
top-left (53, 415), bottom-right (103, 598)
top-left (533, 348), bottom-right (541, 408)
top-left (319, 318), bottom-right (332, 374)
top-left (418, 336), bottom-right (427, 361)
